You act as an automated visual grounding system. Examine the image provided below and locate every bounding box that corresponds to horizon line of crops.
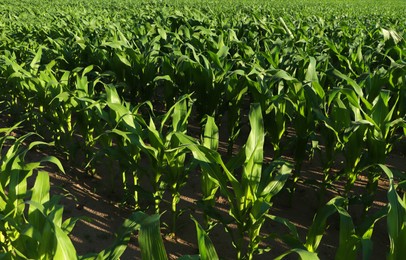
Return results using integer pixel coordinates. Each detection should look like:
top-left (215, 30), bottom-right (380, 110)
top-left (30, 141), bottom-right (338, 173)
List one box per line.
top-left (1, 0), bottom-right (405, 259)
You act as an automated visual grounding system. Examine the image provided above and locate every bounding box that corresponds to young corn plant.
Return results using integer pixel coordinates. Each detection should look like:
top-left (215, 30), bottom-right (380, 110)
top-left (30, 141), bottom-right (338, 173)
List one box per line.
top-left (142, 95), bottom-right (192, 234)
top-left (273, 165), bottom-right (404, 260)
top-left (324, 81), bottom-right (368, 194)
top-left (112, 212), bottom-right (219, 260)
top-left (363, 91), bottom-right (404, 195)
top-left (199, 115), bottom-right (220, 229)
top-left (288, 57), bottom-right (322, 178)
top-left (312, 90), bottom-right (353, 204)
top-left (176, 103), bottom-right (292, 259)
top-left (270, 195), bottom-right (386, 260)
top-left (332, 70), bottom-right (405, 211)
top-left (68, 65), bottom-right (103, 170)
top-left (0, 126), bottom-right (76, 259)
top-left (81, 211), bottom-right (167, 260)
top-left (379, 164), bottom-right (406, 260)
top-left (47, 65), bottom-right (101, 168)
top-left (2, 49), bottom-right (78, 156)
top-left (244, 64), bottom-right (289, 159)
top-left (96, 83), bottom-right (147, 208)
top-left (0, 126), bottom-right (154, 260)
top-left (222, 69), bottom-right (248, 157)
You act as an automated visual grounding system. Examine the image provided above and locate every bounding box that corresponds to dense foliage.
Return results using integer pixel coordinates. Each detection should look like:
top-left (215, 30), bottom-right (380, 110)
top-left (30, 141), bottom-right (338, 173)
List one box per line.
top-left (0, 0), bottom-right (405, 259)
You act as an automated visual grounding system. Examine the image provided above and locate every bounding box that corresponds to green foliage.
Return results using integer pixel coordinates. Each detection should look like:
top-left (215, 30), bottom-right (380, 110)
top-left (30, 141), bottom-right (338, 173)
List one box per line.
top-left (0, 0), bottom-right (405, 259)
top-left (0, 127), bottom-right (77, 259)
top-left (176, 104), bottom-right (292, 259)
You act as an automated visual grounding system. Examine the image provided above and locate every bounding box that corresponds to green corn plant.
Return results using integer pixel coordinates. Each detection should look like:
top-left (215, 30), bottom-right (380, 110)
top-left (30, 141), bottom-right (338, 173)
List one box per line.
top-left (270, 166), bottom-right (403, 260)
top-left (270, 195), bottom-right (386, 260)
top-left (199, 115), bottom-right (220, 228)
top-left (204, 35), bottom-right (235, 118)
top-left (379, 164), bottom-right (406, 260)
top-left (68, 65), bottom-right (103, 169)
top-left (170, 48), bottom-right (212, 117)
top-left (360, 91), bottom-right (404, 214)
top-left (288, 57), bottom-right (321, 177)
top-left (332, 70), bottom-right (405, 207)
top-left (0, 125), bottom-right (77, 259)
top-left (264, 93), bottom-right (288, 159)
top-left (323, 77), bottom-right (368, 193)
top-left (1, 49), bottom-right (102, 170)
top-left (176, 103), bottom-right (292, 259)
top-left (244, 64), bottom-right (311, 185)
top-left (108, 211), bottom-right (219, 260)
top-left (245, 64), bottom-right (289, 159)
top-left (142, 95), bottom-right (192, 234)
top-left (96, 83), bottom-right (147, 208)
top-left (222, 69), bottom-right (248, 157)
top-left (2, 49), bottom-right (74, 147)
top-left (0, 126), bottom-right (154, 260)
top-left (80, 211), bottom-right (167, 260)
top-left (384, 57), bottom-right (405, 120)
top-left (248, 61), bottom-right (320, 203)
top-left (189, 215), bottom-right (219, 260)
top-left (1, 50), bottom-right (42, 124)
top-left (103, 33), bottom-right (161, 104)
top-left (312, 89), bottom-right (354, 204)
top-left (48, 65), bottom-right (101, 165)
top-left (304, 196), bottom-right (381, 258)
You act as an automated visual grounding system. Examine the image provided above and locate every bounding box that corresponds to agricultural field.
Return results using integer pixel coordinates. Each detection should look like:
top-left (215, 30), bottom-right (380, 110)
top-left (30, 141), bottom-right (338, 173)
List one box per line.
top-left (0, 0), bottom-right (405, 259)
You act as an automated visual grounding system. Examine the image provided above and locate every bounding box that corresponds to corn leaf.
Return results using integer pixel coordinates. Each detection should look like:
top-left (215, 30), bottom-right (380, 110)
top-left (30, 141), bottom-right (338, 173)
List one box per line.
top-left (242, 103), bottom-right (264, 199)
top-left (191, 216), bottom-right (219, 260)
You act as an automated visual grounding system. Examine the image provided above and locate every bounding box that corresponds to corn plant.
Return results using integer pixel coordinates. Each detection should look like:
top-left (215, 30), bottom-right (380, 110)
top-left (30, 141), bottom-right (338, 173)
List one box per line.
top-left (142, 95), bottom-right (192, 234)
top-left (272, 164), bottom-right (405, 259)
top-left (245, 65), bottom-right (289, 159)
top-left (95, 83), bottom-right (147, 207)
top-left (1, 49), bottom-right (102, 171)
top-left (199, 115), bottom-right (220, 228)
top-left (332, 69), bottom-right (405, 210)
top-left (0, 125), bottom-right (76, 259)
top-left (379, 165), bottom-right (406, 260)
top-left (270, 195), bottom-right (387, 260)
top-left (110, 212), bottom-right (219, 260)
top-left (361, 91), bottom-right (404, 212)
top-left (176, 103), bottom-right (292, 259)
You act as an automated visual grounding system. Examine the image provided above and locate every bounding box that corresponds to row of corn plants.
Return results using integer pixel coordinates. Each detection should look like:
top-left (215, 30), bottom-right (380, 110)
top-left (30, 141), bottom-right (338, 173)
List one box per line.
top-left (1, 64), bottom-right (404, 258)
top-left (1, 121), bottom-right (404, 259)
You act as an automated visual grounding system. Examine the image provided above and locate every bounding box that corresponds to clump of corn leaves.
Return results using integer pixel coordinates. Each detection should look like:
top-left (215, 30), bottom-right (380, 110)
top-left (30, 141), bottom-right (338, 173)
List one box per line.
top-left (111, 212), bottom-right (219, 260)
top-left (0, 124), bottom-right (76, 259)
top-left (176, 104), bottom-right (292, 259)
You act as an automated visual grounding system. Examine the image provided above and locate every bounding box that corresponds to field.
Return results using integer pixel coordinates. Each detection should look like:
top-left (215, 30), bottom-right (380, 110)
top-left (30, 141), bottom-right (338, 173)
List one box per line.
top-left (0, 0), bottom-right (405, 259)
